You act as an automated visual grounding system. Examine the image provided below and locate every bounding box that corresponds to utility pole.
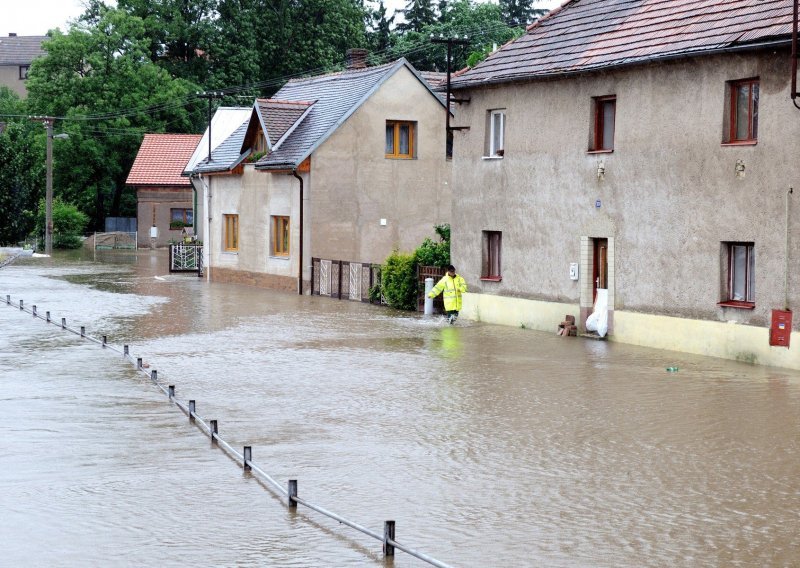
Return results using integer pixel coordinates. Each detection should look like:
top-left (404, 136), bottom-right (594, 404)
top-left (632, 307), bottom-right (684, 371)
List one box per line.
top-left (431, 35), bottom-right (471, 158)
top-left (196, 92), bottom-right (224, 161)
top-left (30, 116), bottom-right (69, 255)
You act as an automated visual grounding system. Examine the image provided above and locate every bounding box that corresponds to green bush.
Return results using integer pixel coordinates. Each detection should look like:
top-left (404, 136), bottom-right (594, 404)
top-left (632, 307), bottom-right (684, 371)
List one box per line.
top-left (414, 223), bottom-right (450, 268)
top-left (35, 197), bottom-right (89, 249)
top-left (381, 250), bottom-right (418, 310)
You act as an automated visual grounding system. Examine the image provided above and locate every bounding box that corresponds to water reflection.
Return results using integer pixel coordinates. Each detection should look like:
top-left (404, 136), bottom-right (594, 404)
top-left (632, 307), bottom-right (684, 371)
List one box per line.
top-left (1, 249), bottom-right (799, 567)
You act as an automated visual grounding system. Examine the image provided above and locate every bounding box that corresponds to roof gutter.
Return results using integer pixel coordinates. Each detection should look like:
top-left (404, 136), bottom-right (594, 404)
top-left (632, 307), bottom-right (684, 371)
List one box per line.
top-left (451, 38), bottom-right (793, 91)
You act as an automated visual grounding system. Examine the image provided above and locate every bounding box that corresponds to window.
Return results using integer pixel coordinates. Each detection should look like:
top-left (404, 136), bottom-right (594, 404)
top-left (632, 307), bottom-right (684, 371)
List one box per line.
top-left (487, 110), bottom-right (505, 157)
top-left (223, 214), bottom-right (239, 252)
top-left (170, 208), bottom-right (193, 229)
top-left (385, 121), bottom-right (415, 159)
top-left (591, 96), bottom-right (616, 151)
top-left (272, 215), bottom-right (290, 256)
top-left (19, 65), bottom-right (29, 80)
top-left (481, 231), bottom-right (502, 280)
top-left (254, 126), bottom-right (267, 154)
top-left (721, 242), bottom-right (755, 307)
top-left (729, 78), bottom-right (759, 143)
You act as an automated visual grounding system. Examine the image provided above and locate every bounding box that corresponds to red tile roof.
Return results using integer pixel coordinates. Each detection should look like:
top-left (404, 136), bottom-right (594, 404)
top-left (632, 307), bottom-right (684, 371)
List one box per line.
top-left (126, 133), bottom-right (203, 186)
top-left (452, 0), bottom-right (795, 88)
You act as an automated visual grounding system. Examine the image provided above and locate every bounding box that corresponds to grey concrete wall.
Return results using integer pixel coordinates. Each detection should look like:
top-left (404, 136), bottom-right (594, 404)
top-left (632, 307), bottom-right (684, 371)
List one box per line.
top-left (451, 50), bottom-right (800, 327)
top-left (310, 66), bottom-right (452, 264)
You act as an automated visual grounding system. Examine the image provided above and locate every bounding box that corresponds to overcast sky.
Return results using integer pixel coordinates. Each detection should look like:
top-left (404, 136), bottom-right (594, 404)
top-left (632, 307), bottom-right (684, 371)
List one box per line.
top-left (0, 0), bottom-right (563, 38)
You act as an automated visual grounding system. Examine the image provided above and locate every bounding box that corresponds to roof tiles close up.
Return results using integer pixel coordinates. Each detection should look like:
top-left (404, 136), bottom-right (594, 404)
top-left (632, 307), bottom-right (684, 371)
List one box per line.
top-left (452, 0), bottom-right (795, 88)
top-left (126, 134), bottom-right (202, 186)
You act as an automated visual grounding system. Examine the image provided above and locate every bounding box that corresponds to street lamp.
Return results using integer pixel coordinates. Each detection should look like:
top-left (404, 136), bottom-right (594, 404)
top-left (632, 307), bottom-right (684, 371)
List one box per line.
top-left (44, 120), bottom-right (68, 255)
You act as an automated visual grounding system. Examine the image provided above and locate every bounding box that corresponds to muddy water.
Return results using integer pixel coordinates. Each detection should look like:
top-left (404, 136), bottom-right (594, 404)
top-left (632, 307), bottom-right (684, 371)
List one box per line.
top-left (1, 250), bottom-right (799, 567)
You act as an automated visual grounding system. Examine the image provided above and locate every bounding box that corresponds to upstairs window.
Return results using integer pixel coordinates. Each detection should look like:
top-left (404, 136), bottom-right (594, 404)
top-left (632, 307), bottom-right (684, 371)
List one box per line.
top-left (385, 121), bottom-right (415, 159)
top-left (19, 65), bottom-right (29, 80)
top-left (720, 242), bottom-right (755, 307)
top-left (591, 95), bottom-right (616, 151)
top-left (481, 230), bottom-right (502, 280)
top-left (223, 214), bottom-right (239, 252)
top-left (729, 78), bottom-right (759, 143)
top-left (272, 215), bottom-right (290, 256)
top-left (487, 109), bottom-right (505, 157)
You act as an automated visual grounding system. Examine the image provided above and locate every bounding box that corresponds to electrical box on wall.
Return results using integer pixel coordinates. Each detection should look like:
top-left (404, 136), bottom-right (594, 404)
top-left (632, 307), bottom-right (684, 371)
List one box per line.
top-left (569, 262), bottom-right (579, 280)
top-left (770, 309), bottom-right (792, 347)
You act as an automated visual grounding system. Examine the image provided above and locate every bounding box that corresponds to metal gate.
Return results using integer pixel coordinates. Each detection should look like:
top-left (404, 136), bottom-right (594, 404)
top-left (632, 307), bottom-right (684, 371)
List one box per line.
top-left (169, 243), bottom-right (203, 273)
top-left (311, 257), bottom-right (380, 303)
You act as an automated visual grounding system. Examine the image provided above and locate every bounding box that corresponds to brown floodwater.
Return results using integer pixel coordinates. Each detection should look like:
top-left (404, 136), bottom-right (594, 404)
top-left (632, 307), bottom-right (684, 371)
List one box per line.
top-left (1, 249), bottom-right (799, 567)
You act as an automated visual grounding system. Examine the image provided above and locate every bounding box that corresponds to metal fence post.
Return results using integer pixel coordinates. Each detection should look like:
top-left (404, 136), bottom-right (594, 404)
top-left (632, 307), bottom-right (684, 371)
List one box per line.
top-left (243, 446), bottom-right (252, 471)
top-left (288, 479), bottom-right (298, 508)
top-left (102, 335), bottom-right (107, 347)
top-left (5, 295), bottom-right (9, 305)
top-left (137, 357), bottom-right (143, 370)
top-left (61, 317), bottom-right (66, 329)
top-left (32, 305), bottom-right (37, 317)
top-left (210, 420), bottom-right (218, 444)
top-left (123, 345), bottom-right (129, 356)
top-left (19, 299), bottom-right (23, 310)
top-left (383, 520), bottom-right (396, 556)
top-left (189, 400), bottom-right (195, 422)
top-left (46, 311), bottom-right (51, 322)
top-left (151, 370), bottom-right (157, 383)
top-left (168, 385), bottom-right (175, 399)
top-left (80, 326), bottom-right (85, 337)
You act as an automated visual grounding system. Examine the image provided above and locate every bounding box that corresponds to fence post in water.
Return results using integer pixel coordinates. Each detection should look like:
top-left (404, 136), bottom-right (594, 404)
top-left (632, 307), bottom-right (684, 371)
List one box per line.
top-left (6, 294), bottom-right (9, 305)
top-left (151, 370), bottom-right (157, 383)
top-left (46, 311), bottom-right (50, 322)
top-left (123, 345), bottom-right (129, 357)
top-left (80, 326), bottom-right (85, 337)
top-left (102, 335), bottom-right (107, 347)
top-left (168, 385), bottom-right (175, 399)
top-left (288, 480), bottom-right (298, 508)
top-left (188, 400), bottom-right (195, 422)
top-left (243, 446), bottom-right (252, 471)
top-left (32, 305), bottom-right (37, 317)
top-left (210, 420), bottom-right (218, 444)
top-left (61, 317), bottom-right (66, 329)
top-left (383, 521), bottom-right (396, 556)
top-left (19, 299), bottom-right (23, 310)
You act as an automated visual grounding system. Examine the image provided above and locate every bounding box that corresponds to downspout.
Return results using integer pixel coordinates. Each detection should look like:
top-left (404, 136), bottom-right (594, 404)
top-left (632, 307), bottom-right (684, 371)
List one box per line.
top-left (201, 173), bottom-right (212, 282)
top-left (786, 188), bottom-right (793, 311)
top-left (793, 0), bottom-right (799, 109)
top-left (292, 169), bottom-right (304, 295)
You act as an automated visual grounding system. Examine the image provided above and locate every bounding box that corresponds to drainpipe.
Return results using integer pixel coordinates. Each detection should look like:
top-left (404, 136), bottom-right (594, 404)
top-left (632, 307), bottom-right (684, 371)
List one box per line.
top-left (793, 0), bottom-right (799, 109)
top-left (292, 169), bottom-right (304, 295)
top-left (202, 173), bottom-right (212, 282)
top-left (786, 188), bottom-right (793, 310)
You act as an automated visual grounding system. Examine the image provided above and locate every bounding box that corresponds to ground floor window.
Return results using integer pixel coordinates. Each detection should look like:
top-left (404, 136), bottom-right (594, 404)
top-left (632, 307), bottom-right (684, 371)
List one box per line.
top-left (170, 208), bottom-right (193, 229)
top-left (482, 231), bottom-right (502, 280)
top-left (272, 215), bottom-right (290, 256)
top-left (223, 214), bottom-right (239, 251)
top-left (722, 242), bottom-right (754, 306)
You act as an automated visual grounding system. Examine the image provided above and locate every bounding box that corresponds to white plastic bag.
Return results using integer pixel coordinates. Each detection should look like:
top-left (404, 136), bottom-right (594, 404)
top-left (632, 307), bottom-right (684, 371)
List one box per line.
top-left (586, 289), bottom-right (608, 338)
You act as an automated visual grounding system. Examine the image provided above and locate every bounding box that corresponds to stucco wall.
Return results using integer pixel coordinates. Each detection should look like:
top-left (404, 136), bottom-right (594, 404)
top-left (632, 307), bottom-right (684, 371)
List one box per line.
top-left (206, 165), bottom-right (305, 286)
top-left (310, 66), bottom-right (452, 264)
top-left (0, 65), bottom-right (27, 97)
top-left (136, 187), bottom-right (193, 247)
top-left (452, 50), bottom-right (800, 330)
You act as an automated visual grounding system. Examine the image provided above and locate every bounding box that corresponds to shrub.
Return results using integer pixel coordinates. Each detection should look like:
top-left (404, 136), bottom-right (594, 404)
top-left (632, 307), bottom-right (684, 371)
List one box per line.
top-left (35, 197), bottom-right (89, 249)
top-left (381, 250), bottom-right (417, 310)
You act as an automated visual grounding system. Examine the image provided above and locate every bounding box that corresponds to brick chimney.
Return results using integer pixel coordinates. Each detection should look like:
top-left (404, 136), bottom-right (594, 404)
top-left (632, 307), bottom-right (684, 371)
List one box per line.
top-left (345, 48), bottom-right (368, 70)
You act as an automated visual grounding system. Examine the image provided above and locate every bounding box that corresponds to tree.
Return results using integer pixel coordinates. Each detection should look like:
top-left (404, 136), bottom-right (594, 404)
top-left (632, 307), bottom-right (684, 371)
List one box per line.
top-left (500, 0), bottom-right (547, 28)
top-left (368, 0), bottom-right (396, 54)
top-left (389, 0), bottom-right (520, 71)
top-left (397, 0), bottom-right (436, 33)
top-left (34, 197), bottom-right (89, 249)
top-left (24, 6), bottom-right (202, 230)
top-left (210, 0), bottom-right (370, 96)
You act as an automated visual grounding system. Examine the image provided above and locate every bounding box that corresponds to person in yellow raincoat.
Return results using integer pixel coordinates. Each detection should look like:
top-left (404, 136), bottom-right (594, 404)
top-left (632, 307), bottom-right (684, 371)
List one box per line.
top-left (428, 264), bottom-right (467, 324)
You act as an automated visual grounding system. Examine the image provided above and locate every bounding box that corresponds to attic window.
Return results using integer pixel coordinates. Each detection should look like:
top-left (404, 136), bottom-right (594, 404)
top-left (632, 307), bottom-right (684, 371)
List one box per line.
top-left (254, 127), bottom-right (267, 153)
top-left (385, 121), bottom-right (415, 159)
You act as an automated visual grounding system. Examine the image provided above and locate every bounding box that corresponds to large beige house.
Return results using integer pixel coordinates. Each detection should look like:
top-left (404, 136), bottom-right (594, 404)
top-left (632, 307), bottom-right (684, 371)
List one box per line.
top-left (449, 0), bottom-right (800, 369)
top-left (188, 53), bottom-right (451, 293)
top-left (0, 34), bottom-right (46, 97)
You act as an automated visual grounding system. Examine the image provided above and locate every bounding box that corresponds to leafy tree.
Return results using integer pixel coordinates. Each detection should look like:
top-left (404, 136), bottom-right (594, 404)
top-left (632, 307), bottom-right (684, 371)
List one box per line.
top-left (35, 197), bottom-right (89, 249)
top-left (397, 0), bottom-right (436, 33)
top-left (0, 90), bottom-right (42, 244)
top-left (500, 0), bottom-right (547, 28)
top-left (210, 0), bottom-right (370, 95)
top-left (24, 6), bottom-right (202, 230)
top-left (390, 0), bottom-right (520, 71)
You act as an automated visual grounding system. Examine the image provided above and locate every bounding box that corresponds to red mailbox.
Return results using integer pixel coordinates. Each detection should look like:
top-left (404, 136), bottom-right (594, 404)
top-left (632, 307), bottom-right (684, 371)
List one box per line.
top-left (770, 309), bottom-right (792, 347)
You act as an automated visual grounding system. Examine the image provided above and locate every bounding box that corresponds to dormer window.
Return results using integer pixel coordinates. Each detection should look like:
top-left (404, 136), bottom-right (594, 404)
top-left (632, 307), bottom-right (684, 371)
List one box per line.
top-left (254, 127), bottom-right (267, 153)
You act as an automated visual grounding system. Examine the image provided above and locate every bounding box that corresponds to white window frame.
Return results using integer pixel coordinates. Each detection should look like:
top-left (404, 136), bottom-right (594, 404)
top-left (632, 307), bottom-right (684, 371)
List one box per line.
top-left (489, 110), bottom-right (505, 157)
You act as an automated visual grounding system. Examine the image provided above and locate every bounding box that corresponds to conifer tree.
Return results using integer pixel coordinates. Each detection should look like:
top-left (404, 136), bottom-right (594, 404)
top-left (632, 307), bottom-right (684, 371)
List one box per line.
top-left (398, 0), bottom-right (437, 33)
top-left (500, 0), bottom-right (546, 28)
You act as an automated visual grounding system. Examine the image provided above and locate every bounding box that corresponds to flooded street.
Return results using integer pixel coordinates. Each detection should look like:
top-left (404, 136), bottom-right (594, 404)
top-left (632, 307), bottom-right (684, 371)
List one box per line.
top-left (1, 250), bottom-right (799, 567)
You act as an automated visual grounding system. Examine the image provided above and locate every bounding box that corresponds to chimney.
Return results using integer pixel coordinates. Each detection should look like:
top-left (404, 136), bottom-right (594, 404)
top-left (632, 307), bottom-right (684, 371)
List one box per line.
top-left (345, 48), bottom-right (368, 70)
top-left (9, 33), bottom-right (17, 37)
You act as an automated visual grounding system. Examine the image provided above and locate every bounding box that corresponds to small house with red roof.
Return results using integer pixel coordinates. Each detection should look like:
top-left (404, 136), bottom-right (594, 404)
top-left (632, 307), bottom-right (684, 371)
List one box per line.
top-left (127, 133), bottom-right (202, 248)
top-left (448, 0), bottom-right (800, 369)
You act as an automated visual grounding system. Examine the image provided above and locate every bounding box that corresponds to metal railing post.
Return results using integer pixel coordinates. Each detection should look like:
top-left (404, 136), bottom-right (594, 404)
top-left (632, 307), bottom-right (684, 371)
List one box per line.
top-left (46, 311), bottom-right (50, 322)
top-left (168, 385), bottom-right (175, 399)
top-left (5, 295), bottom-right (9, 305)
top-left (243, 446), bottom-right (252, 471)
top-left (383, 521), bottom-right (396, 556)
top-left (102, 335), bottom-right (107, 347)
top-left (288, 480), bottom-right (298, 508)
top-left (151, 370), bottom-right (157, 383)
top-left (80, 326), bottom-right (85, 337)
top-left (210, 420), bottom-right (218, 444)
top-left (19, 299), bottom-right (23, 310)
top-left (137, 357), bottom-right (143, 370)
top-left (123, 345), bottom-right (129, 356)
top-left (189, 400), bottom-right (196, 422)
top-left (32, 305), bottom-right (36, 317)
top-left (61, 317), bottom-right (66, 329)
